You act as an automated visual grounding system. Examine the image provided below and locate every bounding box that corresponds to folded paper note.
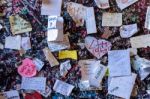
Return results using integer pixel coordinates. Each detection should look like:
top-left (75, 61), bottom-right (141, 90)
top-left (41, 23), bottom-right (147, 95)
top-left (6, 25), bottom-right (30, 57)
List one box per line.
top-left (21, 37), bottom-right (31, 50)
top-left (60, 60), bottom-right (71, 77)
top-left (9, 15), bottom-right (32, 35)
top-left (94, 0), bottom-right (110, 9)
top-left (33, 58), bottom-right (44, 71)
top-left (145, 6), bottom-right (150, 30)
top-left (102, 13), bottom-right (122, 26)
top-left (59, 50), bottom-right (77, 60)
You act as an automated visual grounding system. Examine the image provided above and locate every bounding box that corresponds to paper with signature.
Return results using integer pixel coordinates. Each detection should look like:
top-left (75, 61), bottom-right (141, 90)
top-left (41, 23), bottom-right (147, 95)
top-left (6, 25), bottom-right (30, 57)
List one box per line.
top-left (145, 6), bottom-right (150, 30)
top-left (108, 50), bottom-right (131, 77)
top-left (108, 73), bottom-right (137, 99)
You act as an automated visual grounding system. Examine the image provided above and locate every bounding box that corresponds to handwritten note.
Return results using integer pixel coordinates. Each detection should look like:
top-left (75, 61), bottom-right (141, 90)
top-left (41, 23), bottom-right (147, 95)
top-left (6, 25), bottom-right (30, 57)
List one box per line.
top-left (116, 0), bottom-right (138, 10)
top-left (18, 58), bottom-right (37, 77)
top-left (120, 24), bottom-right (138, 38)
top-left (3, 90), bottom-right (20, 99)
top-left (5, 35), bottom-right (21, 50)
top-left (60, 60), bottom-right (71, 77)
top-left (48, 16), bottom-right (58, 29)
top-left (85, 7), bottom-right (97, 34)
top-left (94, 0), bottom-right (110, 9)
top-left (21, 37), bottom-right (31, 50)
top-left (108, 73), bottom-right (137, 99)
top-left (41, 0), bottom-right (62, 16)
top-left (102, 13), bottom-right (122, 26)
top-left (21, 77), bottom-right (46, 91)
top-left (145, 6), bottom-right (150, 30)
top-left (130, 34), bottom-right (150, 48)
top-left (108, 50), bottom-right (131, 77)
top-left (59, 50), bottom-right (77, 60)
top-left (33, 58), bottom-right (44, 71)
top-left (9, 15), bottom-right (32, 35)
top-left (85, 36), bottom-right (112, 59)
top-left (66, 2), bottom-right (86, 27)
top-left (38, 85), bottom-right (52, 97)
top-left (43, 47), bottom-right (59, 67)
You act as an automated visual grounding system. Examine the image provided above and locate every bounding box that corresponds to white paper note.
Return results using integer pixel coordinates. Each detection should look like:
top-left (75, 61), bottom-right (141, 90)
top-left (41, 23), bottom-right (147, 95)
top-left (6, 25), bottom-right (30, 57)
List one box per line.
top-left (108, 73), bottom-right (137, 99)
top-left (53, 79), bottom-right (74, 96)
top-left (21, 77), bottom-right (46, 91)
top-left (108, 50), bottom-right (131, 77)
top-left (41, 0), bottom-right (62, 16)
top-left (21, 37), bottom-right (31, 50)
top-left (33, 58), bottom-right (44, 71)
top-left (85, 7), bottom-right (97, 34)
top-left (102, 13), bottom-right (122, 26)
top-left (130, 34), bottom-right (150, 48)
top-left (3, 90), bottom-right (20, 99)
top-left (38, 85), bottom-right (52, 98)
top-left (116, 0), bottom-right (138, 10)
top-left (60, 60), bottom-right (71, 77)
top-left (145, 6), bottom-right (150, 30)
top-left (5, 36), bottom-right (21, 50)
top-left (94, 0), bottom-right (110, 9)
top-left (120, 24), bottom-right (138, 38)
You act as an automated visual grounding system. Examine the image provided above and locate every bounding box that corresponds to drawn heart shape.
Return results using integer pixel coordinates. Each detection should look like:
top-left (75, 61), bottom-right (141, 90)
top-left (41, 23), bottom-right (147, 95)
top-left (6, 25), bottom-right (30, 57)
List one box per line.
top-left (18, 58), bottom-right (37, 77)
top-left (85, 36), bottom-right (112, 59)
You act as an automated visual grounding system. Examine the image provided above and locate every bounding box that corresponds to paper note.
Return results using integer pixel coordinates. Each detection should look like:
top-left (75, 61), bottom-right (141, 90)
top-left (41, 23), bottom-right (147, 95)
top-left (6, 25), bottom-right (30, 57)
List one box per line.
top-left (33, 58), bottom-right (44, 71)
top-left (130, 34), bottom-right (150, 48)
top-left (21, 37), bottom-right (31, 50)
top-left (59, 50), bottom-right (77, 60)
top-left (108, 73), bottom-right (137, 99)
top-left (85, 7), bottom-right (97, 34)
top-left (116, 0), bottom-right (138, 10)
top-left (120, 24), bottom-right (138, 38)
top-left (108, 50), bottom-right (131, 77)
top-left (41, 0), bottom-right (62, 16)
top-left (9, 15), bottom-right (32, 35)
top-left (5, 35), bottom-right (21, 50)
top-left (43, 47), bottom-right (59, 67)
top-left (47, 34), bottom-right (70, 52)
top-left (18, 58), bottom-right (37, 77)
top-left (129, 48), bottom-right (137, 56)
top-left (102, 13), bottom-right (122, 26)
top-left (94, 0), bottom-right (110, 9)
top-left (145, 6), bottom-right (150, 30)
top-left (38, 85), bottom-right (52, 97)
top-left (3, 90), bottom-right (20, 99)
top-left (21, 77), bottom-right (46, 91)
top-left (85, 36), bottom-right (112, 59)
top-left (53, 79), bottom-right (74, 96)
top-left (60, 60), bottom-right (71, 77)
top-left (0, 43), bottom-right (4, 49)
top-left (48, 16), bottom-right (58, 29)
top-left (66, 2), bottom-right (86, 27)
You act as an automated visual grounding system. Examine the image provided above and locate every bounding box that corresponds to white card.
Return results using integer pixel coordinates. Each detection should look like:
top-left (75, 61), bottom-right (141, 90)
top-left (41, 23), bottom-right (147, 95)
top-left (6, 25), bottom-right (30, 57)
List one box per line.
top-left (3, 90), bottom-right (20, 99)
top-left (85, 7), bottom-right (97, 34)
top-left (145, 6), bottom-right (150, 30)
top-left (21, 77), bottom-right (46, 91)
top-left (53, 79), bottom-right (74, 96)
top-left (60, 60), bottom-right (71, 77)
top-left (108, 50), bottom-right (131, 77)
top-left (41, 0), bottom-right (62, 16)
top-left (130, 34), bottom-right (150, 48)
top-left (102, 13), bottom-right (122, 26)
top-left (120, 24), bottom-right (138, 38)
top-left (5, 36), bottom-right (21, 50)
top-left (21, 37), bottom-right (31, 50)
top-left (116, 0), bottom-right (138, 10)
top-left (94, 0), bottom-right (110, 9)
top-left (108, 73), bottom-right (137, 99)
top-left (33, 58), bottom-right (44, 71)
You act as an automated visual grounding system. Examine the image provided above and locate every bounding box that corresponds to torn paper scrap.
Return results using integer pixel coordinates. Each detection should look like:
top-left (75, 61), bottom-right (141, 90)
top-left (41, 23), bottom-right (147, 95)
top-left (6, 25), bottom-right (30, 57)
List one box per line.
top-left (94, 0), bottom-right (110, 9)
top-left (21, 77), bottom-right (46, 91)
top-left (66, 2), bottom-right (86, 27)
top-left (130, 34), bottom-right (150, 48)
top-left (3, 90), bottom-right (20, 99)
top-left (108, 50), bottom-right (131, 77)
top-left (60, 60), bottom-right (71, 77)
top-left (102, 13), bottom-right (122, 26)
top-left (58, 50), bottom-right (77, 60)
top-left (145, 6), bottom-right (150, 30)
top-left (38, 85), bottom-right (52, 98)
top-left (5, 35), bottom-right (21, 50)
top-left (116, 0), bottom-right (138, 10)
top-left (85, 36), bottom-right (112, 59)
top-left (21, 37), bottom-right (31, 50)
top-left (41, 0), bottom-right (62, 16)
top-left (120, 24), bottom-right (138, 38)
top-left (85, 7), bottom-right (97, 34)
top-left (33, 58), bottom-right (44, 71)
top-left (9, 15), bottom-right (32, 35)
top-left (53, 79), bottom-right (74, 96)
top-left (108, 73), bottom-right (137, 99)
top-left (43, 47), bottom-right (59, 67)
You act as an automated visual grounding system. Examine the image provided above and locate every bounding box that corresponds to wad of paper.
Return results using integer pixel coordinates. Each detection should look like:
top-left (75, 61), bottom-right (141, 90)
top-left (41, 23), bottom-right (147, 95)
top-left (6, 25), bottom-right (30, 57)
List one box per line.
top-left (145, 6), bottom-right (150, 30)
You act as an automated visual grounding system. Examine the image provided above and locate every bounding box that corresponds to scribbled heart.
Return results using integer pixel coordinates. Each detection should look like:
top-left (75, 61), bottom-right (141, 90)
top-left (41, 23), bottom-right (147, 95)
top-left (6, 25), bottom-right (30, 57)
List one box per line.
top-left (85, 36), bottom-right (112, 59)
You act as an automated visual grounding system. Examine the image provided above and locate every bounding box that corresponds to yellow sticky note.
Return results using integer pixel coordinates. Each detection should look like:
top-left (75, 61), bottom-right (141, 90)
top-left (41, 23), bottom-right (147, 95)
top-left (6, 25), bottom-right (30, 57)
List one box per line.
top-left (59, 50), bottom-right (77, 60)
